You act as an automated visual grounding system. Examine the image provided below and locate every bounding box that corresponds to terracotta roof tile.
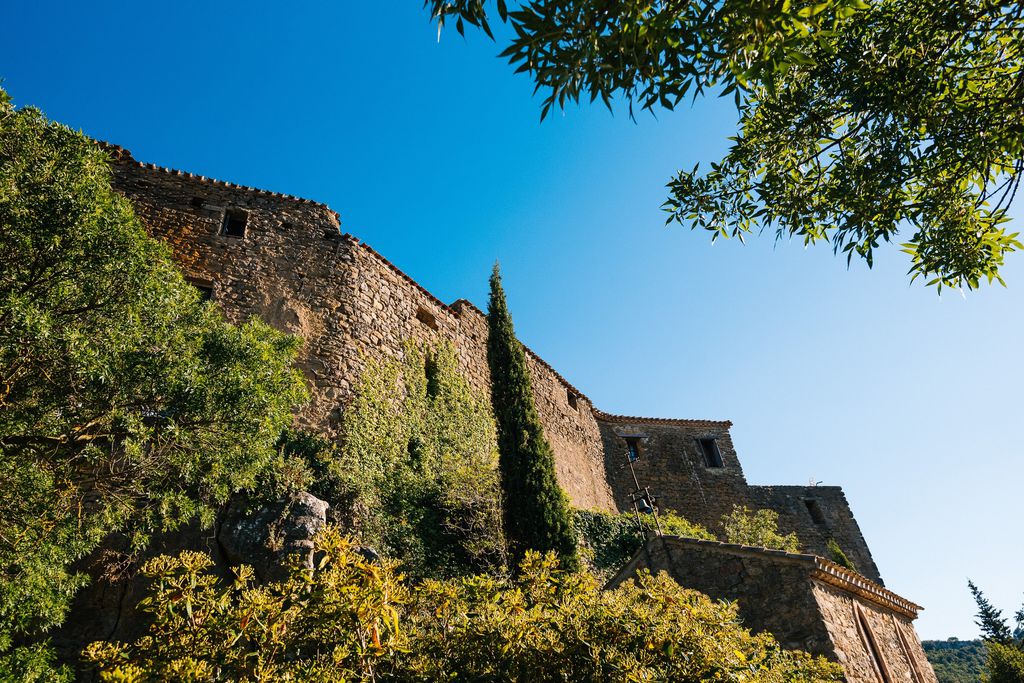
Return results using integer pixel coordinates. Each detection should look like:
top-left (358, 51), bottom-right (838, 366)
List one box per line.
top-left (594, 411), bottom-right (732, 429)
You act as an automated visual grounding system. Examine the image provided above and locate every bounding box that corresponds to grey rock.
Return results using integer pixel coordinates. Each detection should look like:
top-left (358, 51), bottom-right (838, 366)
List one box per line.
top-left (219, 491), bottom-right (329, 581)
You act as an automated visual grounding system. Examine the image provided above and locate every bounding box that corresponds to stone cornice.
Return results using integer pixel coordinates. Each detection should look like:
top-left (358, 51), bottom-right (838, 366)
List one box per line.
top-left (622, 536), bottom-right (922, 620)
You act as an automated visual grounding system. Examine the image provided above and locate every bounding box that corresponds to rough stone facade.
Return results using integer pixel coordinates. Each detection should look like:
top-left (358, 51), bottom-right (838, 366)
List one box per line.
top-left (104, 146), bottom-right (881, 578)
top-left (97, 145), bottom-right (935, 679)
top-left (608, 536), bottom-right (938, 683)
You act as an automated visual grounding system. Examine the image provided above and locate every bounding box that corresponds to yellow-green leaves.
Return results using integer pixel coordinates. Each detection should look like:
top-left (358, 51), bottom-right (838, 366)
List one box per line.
top-left (86, 533), bottom-right (843, 681)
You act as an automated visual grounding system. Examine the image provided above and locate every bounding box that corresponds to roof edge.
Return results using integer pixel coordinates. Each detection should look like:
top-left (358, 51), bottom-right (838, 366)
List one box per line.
top-left (97, 140), bottom-right (341, 223)
top-left (594, 411), bottom-right (732, 429)
top-left (610, 535), bottom-right (922, 620)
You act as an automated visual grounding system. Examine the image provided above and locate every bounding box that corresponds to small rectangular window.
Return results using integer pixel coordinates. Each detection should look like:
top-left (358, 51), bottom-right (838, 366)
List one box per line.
top-left (626, 439), bottom-right (641, 463)
top-left (566, 389), bottom-right (578, 411)
top-left (697, 438), bottom-right (724, 468)
top-left (190, 196), bottom-right (205, 208)
top-left (415, 306), bottom-right (438, 330)
top-left (221, 210), bottom-right (247, 238)
top-left (804, 499), bottom-right (826, 525)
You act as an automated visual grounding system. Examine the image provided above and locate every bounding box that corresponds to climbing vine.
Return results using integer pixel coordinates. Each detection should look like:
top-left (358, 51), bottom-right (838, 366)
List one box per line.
top-left (330, 341), bottom-right (506, 578)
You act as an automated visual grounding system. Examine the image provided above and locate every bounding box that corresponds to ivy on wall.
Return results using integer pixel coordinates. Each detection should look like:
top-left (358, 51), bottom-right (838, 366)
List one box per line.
top-left (329, 341), bottom-right (506, 578)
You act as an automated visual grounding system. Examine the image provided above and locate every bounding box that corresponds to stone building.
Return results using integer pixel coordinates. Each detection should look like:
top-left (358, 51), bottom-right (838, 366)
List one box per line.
top-left (97, 143), bottom-right (935, 680)
top-left (608, 536), bottom-right (938, 683)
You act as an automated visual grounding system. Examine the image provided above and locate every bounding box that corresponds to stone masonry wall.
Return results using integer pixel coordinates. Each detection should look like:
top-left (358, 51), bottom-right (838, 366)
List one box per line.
top-left (108, 149), bottom-right (616, 511)
top-left (750, 485), bottom-right (881, 584)
top-left (812, 581), bottom-right (938, 682)
top-left (608, 537), bottom-right (937, 683)
top-left (108, 146), bottom-right (882, 581)
top-left (607, 536), bottom-right (835, 655)
top-left (596, 417), bottom-right (749, 524)
top-left (596, 416), bottom-right (881, 582)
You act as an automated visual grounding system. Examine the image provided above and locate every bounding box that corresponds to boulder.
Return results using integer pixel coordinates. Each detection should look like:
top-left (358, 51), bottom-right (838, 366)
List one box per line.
top-left (219, 491), bottom-right (329, 581)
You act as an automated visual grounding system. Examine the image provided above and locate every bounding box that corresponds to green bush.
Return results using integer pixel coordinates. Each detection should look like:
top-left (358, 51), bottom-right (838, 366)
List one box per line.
top-left (84, 530), bottom-right (844, 682)
top-left (574, 508), bottom-right (714, 579)
top-left (331, 341), bottom-right (506, 578)
top-left (722, 505), bottom-right (801, 553)
top-left (986, 642), bottom-right (1024, 683)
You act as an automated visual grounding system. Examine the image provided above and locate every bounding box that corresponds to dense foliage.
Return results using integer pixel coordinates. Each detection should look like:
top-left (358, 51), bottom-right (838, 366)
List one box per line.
top-left (966, 581), bottom-right (1024, 683)
top-left (0, 88), bottom-right (306, 679)
top-left (722, 505), bottom-right (801, 553)
top-left (574, 508), bottom-right (714, 579)
top-left (329, 342), bottom-right (506, 578)
top-left (922, 639), bottom-right (988, 683)
top-left (424, 0), bottom-right (1024, 291)
top-left (487, 265), bottom-right (577, 569)
top-left (84, 528), bottom-right (844, 682)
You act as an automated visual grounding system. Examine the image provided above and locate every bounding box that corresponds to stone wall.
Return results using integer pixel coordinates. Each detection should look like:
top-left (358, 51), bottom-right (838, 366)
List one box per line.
top-left (596, 416), bottom-right (748, 523)
top-left (606, 536), bottom-right (835, 655)
top-left (108, 145), bottom-right (881, 578)
top-left (813, 581), bottom-right (938, 683)
top-left (750, 485), bottom-right (881, 584)
top-left (107, 148), bottom-right (616, 512)
top-left (608, 536), bottom-right (937, 683)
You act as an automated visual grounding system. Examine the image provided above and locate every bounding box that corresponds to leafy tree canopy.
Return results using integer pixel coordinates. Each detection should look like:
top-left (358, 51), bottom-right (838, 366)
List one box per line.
top-left (922, 639), bottom-right (988, 683)
top-left (424, 0), bottom-right (1024, 291)
top-left (0, 88), bottom-right (306, 676)
top-left (967, 581), bottom-right (1024, 683)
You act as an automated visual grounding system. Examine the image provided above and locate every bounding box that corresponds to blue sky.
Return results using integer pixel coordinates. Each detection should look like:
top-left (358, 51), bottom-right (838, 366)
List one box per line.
top-left (4, 1), bottom-right (1021, 640)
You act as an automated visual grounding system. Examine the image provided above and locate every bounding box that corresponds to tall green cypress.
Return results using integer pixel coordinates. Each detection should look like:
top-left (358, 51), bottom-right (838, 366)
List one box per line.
top-left (487, 264), bottom-right (578, 569)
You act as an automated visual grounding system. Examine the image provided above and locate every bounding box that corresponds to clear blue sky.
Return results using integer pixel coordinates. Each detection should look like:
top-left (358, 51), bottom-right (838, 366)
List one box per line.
top-left (4, 1), bottom-right (1020, 640)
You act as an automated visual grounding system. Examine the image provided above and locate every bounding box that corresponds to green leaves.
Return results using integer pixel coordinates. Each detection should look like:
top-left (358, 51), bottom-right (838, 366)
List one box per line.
top-left (85, 533), bottom-right (843, 681)
top-left (721, 505), bottom-right (801, 552)
top-left (0, 87), bottom-right (306, 666)
top-left (663, 0), bottom-right (1024, 291)
top-left (425, 0), bottom-right (1024, 290)
top-left (336, 340), bottom-right (507, 579)
top-left (488, 265), bottom-right (579, 571)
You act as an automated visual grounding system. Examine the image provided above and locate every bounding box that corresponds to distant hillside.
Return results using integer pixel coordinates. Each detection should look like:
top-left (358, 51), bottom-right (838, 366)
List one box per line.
top-left (923, 639), bottom-right (987, 683)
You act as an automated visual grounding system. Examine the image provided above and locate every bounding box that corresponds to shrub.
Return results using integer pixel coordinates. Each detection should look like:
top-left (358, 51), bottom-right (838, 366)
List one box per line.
top-left (986, 642), bottom-right (1024, 683)
top-left (84, 530), bottom-right (844, 682)
top-left (722, 505), bottom-right (801, 553)
top-left (826, 538), bottom-right (857, 572)
top-left (83, 528), bottom-right (406, 682)
top-left (574, 508), bottom-right (714, 579)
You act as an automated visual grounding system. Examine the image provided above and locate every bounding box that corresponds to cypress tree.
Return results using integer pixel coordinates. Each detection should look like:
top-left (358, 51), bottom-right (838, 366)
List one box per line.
top-left (487, 264), bottom-right (578, 569)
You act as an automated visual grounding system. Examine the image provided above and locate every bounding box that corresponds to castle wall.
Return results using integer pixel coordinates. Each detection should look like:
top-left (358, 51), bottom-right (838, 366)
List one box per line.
top-left (595, 417), bottom-right (750, 524)
top-left (108, 147), bottom-right (880, 581)
top-left (607, 536), bottom-right (836, 656)
top-left (108, 151), bottom-right (616, 511)
top-left (607, 536), bottom-right (937, 683)
top-left (812, 582), bottom-right (938, 683)
top-left (749, 485), bottom-right (881, 584)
